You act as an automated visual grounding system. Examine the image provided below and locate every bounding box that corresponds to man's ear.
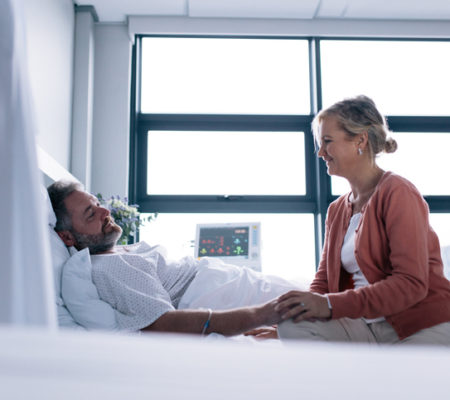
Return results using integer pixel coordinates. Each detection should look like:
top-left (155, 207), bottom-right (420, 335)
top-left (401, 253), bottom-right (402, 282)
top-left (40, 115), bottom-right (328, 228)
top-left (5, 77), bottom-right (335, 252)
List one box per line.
top-left (56, 230), bottom-right (76, 247)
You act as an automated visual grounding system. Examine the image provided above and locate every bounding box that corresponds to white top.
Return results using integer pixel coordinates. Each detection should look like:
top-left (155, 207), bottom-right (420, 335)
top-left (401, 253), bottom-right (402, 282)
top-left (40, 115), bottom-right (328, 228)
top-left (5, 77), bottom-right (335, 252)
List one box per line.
top-left (341, 213), bottom-right (384, 323)
top-left (341, 213), bottom-right (369, 288)
top-left (91, 242), bottom-right (199, 331)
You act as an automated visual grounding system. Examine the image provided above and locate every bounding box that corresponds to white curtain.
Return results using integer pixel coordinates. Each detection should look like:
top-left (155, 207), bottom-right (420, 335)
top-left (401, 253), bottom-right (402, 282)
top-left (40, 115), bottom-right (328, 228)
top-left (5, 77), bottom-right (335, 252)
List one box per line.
top-left (0, 0), bottom-right (57, 327)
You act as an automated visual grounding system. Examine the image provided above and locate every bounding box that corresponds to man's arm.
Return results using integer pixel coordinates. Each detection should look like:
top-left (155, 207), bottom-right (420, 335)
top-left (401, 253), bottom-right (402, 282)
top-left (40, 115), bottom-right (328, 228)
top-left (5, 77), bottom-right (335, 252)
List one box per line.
top-left (142, 300), bottom-right (280, 337)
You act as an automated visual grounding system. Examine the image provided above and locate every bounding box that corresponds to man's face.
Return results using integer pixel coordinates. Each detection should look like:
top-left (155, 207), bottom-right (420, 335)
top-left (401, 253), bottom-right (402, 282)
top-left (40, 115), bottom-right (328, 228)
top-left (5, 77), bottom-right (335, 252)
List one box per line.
top-left (63, 190), bottom-right (122, 254)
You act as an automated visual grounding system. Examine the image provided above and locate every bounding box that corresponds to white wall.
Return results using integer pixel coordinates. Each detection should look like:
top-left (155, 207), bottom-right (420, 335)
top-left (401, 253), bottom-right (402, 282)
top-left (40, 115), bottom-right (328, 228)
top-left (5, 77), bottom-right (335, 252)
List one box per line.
top-left (129, 16), bottom-right (450, 38)
top-left (71, 9), bottom-right (96, 190)
top-left (23, 0), bottom-right (75, 170)
top-left (91, 24), bottom-right (132, 198)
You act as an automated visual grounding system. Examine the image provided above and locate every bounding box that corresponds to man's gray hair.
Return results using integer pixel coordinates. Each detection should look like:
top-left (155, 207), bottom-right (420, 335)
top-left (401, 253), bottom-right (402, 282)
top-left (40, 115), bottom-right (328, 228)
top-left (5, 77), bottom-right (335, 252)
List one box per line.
top-left (47, 180), bottom-right (84, 232)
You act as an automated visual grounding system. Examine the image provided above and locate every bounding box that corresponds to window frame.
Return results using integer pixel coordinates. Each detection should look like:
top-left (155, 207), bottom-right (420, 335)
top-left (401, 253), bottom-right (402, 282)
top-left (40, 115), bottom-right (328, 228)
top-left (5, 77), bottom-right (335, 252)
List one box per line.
top-left (134, 113), bottom-right (317, 213)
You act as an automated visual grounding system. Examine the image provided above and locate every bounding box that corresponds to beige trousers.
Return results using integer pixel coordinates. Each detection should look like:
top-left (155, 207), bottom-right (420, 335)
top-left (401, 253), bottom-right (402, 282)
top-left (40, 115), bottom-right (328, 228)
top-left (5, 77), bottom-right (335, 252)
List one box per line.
top-left (277, 318), bottom-right (450, 346)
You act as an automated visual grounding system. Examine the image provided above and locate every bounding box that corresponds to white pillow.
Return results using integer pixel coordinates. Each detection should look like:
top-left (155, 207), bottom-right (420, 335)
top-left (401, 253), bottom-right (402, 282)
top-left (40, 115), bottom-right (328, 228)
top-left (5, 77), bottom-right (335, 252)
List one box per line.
top-left (61, 248), bottom-right (120, 331)
top-left (48, 228), bottom-right (69, 307)
top-left (42, 186), bottom-right (84, 329)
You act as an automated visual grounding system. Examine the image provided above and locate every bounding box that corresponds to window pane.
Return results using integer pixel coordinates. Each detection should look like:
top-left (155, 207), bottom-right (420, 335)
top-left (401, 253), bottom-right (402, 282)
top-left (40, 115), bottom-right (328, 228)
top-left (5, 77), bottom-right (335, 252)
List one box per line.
top-left (377, 132), bottom-right (450, 195)
top-left (332, 132), bottom-right (450, 196)
top-left (141, 37), bottom-right (310, 114)
top-left (140, 213), bottom-right (316, 285)
top-left (429, 214), bottom-right (450, 279)
top-left (147, 131), bottom-right (306, 195)
top-left (321, 40), bottom-right (450, 116)
top-left (331, 176), bottom-right (350, 196)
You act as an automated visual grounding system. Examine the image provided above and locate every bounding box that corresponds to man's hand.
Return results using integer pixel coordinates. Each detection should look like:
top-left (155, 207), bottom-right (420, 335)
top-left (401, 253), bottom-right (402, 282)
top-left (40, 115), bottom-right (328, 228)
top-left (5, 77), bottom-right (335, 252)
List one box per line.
top-left (256, 299), bottom-right (283, 327)
top-left (275, 290), bottom-right (331, 323)
top-left (143, 298), bottom-right (284, 337)
top-left (244, 326), bottom-right (278, 340)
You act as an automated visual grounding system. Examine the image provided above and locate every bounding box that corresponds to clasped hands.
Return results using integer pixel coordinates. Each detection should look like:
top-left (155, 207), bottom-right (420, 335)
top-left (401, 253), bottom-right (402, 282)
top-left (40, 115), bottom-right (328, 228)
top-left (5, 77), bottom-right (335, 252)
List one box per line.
top-left (275, 290), bottom-right (331, 323)
top-left (245, 290), bottom-right (331, 340)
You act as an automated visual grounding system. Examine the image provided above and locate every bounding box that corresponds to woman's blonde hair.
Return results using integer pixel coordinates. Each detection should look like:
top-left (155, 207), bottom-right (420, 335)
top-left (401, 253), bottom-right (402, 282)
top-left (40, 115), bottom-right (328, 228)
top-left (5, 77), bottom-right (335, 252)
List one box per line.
top-left (312, 95), bottom-right (397, 156)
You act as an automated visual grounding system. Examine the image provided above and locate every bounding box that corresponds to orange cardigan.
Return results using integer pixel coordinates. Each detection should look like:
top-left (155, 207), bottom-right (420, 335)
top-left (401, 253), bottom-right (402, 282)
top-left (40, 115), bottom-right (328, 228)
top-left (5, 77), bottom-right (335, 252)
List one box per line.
top-left (311, 171), bottom-right (450, 340)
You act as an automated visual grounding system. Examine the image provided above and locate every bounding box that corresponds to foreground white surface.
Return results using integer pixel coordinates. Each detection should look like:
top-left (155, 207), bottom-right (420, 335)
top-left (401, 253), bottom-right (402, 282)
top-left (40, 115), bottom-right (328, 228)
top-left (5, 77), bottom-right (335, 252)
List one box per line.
top-left (0, 326), bottom-right (449, 399)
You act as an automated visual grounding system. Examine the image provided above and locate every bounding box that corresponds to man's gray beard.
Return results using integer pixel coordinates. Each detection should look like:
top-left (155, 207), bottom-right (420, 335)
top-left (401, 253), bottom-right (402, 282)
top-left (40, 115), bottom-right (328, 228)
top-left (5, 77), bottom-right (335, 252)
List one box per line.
top-left (71, 225), bottom-right (123, 254)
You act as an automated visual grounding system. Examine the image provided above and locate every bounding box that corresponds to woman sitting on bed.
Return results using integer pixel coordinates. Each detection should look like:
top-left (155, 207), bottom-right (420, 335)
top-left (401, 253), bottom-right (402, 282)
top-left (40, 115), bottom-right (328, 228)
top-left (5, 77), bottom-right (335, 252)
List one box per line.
top-left (276, 95), bottom-right (450, 345)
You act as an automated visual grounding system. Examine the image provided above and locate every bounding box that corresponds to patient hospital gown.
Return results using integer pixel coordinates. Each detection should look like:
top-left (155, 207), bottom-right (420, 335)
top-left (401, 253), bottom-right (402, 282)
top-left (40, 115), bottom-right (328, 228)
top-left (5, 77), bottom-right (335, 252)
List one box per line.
top-left (91, 241), bottom-right (300, 331)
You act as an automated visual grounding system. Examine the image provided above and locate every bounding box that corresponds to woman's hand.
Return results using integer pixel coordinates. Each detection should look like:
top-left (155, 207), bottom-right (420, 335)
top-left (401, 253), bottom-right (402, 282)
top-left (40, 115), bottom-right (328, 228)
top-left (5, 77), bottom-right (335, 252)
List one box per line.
top-left (275, 291), bottom-right (331, 322)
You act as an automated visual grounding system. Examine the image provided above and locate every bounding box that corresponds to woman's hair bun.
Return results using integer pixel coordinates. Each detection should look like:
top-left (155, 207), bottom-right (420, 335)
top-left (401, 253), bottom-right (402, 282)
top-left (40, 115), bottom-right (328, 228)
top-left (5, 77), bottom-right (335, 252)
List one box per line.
top-left (384, 137), bottom-right (398, 154)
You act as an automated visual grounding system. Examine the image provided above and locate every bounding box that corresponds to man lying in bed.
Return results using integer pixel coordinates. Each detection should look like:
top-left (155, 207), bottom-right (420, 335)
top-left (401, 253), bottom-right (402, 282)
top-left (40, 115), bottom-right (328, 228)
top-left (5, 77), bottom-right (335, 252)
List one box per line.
top-left (48, 180), bottom-right (300, 337)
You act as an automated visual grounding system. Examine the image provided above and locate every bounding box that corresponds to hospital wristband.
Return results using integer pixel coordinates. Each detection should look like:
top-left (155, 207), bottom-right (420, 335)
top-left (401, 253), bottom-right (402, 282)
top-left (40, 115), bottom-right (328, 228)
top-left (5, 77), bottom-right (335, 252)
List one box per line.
top-left (201, 308), bottom-right (213, 335)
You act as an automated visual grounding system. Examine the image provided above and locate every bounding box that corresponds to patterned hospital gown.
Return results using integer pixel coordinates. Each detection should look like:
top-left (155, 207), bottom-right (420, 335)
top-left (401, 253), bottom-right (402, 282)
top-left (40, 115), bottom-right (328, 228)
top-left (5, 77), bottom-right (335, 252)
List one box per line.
top-left (91, 242), bottom-right (199, 331)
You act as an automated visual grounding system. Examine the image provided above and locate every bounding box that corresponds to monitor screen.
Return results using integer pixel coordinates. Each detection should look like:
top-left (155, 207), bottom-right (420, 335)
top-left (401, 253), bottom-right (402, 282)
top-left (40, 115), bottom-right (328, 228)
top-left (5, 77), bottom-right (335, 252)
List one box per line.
top-left (195, 222), bottom-right (261, 270)
top-left (197, 226), bottom-right (249, 258)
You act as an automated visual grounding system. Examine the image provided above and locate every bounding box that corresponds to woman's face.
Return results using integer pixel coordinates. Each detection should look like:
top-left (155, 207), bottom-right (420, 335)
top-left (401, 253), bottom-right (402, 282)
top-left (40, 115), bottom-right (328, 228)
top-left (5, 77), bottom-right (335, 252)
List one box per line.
top-left (316, 115), bottom-right (361, 178)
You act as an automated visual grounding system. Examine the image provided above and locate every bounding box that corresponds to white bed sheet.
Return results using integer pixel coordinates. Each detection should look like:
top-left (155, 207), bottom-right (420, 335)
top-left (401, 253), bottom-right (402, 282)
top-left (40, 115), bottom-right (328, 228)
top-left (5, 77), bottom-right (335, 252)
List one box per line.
top-left (0, 326), bottom-right (449, 400)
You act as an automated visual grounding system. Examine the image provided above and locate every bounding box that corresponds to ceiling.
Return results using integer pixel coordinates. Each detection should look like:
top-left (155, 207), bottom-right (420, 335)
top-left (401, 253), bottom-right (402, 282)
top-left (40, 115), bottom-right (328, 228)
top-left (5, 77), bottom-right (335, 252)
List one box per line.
top-left (74, 0), bottom-right (450, 23)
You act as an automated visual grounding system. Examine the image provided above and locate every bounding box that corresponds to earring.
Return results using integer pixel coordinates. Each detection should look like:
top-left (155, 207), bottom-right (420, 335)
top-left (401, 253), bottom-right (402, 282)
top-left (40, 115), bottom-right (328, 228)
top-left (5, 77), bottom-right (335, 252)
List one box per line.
top-left (358, 148), bottom-right (363, 155)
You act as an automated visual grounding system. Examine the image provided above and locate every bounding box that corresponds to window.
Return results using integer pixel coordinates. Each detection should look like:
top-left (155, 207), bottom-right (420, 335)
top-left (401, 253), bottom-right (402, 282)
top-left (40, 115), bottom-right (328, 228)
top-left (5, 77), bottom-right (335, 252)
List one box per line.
top-left (141, 37), bottom-right (311, 115)
top-left (332, 132), bottom-right (450, 196)
top-left (131, 37), bottom-right (450, 282)
top-left (430, 214), bottom-right (450, 279)
top-left (320, 40), bottom-right (450, 116)
top-left (146, 130), bottom-right (306, 195)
